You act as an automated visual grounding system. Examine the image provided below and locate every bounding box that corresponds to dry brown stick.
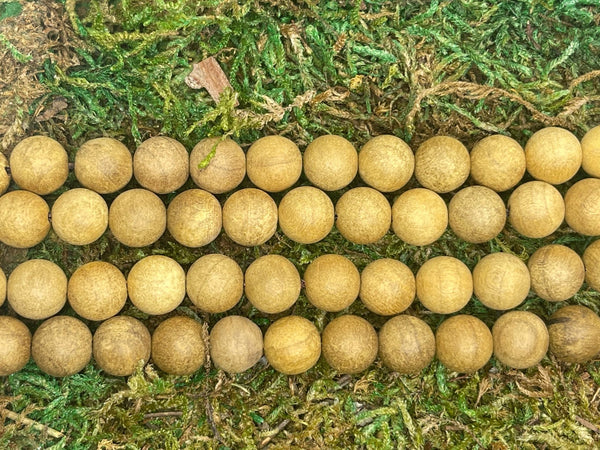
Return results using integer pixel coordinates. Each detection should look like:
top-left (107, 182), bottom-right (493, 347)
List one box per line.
top-left (569, 70), bottom-right (600, 90)
top-left (205, 400), bottom-right (222, 443)
top-left (259, 419), bottom-right (290, 448)
top-left (445, 423), bottom-right (485, 448)
top-left (143, 411), bottom-right (183, 420)
top-left (404, 80), bottom-right (573, 129)
top-left (575, 416), bottom-right (600, 434)
top-left (2, 408), bottom-right (64, 439)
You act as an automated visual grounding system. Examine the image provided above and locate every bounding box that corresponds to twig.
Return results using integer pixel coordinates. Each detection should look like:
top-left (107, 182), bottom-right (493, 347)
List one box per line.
top-left (2, 408), bottom-right (64, 439)
top-left (205, 400), bottom-right (221, 442)
top-left (575, 416), bottom-right (600, 434)
top-left (569, 70), bottom-right (600, 90)
top-left (404, 80), bottom-right (582, 130)
top-left (445, 423), bottom-right (485, 448)
top-left (336, 374), bottom-right (353, 389)
top-left (259, 419), bottom-right (290, 448)
top-left (143, 411), bottom-right (183, 420)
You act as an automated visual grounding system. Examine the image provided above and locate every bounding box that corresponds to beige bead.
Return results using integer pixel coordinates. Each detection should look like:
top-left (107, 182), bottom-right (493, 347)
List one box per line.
top-left (416, 256), bottom-right (472, 314)
top-left (436, 315), bottom-right (493, 373)
top-left (0, 316), bottom-right (31, 376)
top-left (75, 137), bottom-right (132, 194)
top-left (564, 178), bottom-right (600, 236)
top-left (51, 188), bottom-right (108, 245)
top-left (470, 134), bottom-right (526, 192)
top-left (304, 254), bottom-right (360, 312)
top-left (0, 267), bottom-right (5, 307)
top-left (127, 255), bottom-right (185, 315)
top-left (583, 240), bottom-right (600, 292)
top-left (528, 244), bottom-right (584, 302)
top-left (210, 316), bottom-right (263, 373)
top-left (264, 316), bottom-right (320, 375)
top-left (108, 189), bottom-right (166, 247)
top-left (508, 181), bottom-right (564, 239)
top-left (448, 186), bottom-right (506, 244)
top-left (378, 315), bottom-right (435, 374)
top-left (152, 316), bottom-right (205, 375)
top-left (414, 136), bottom-right (470, 193)
top-left (492, 311), bottom-right (548, 369)
top-left (10, 136), bottom-right (68, 195)
top-left (186, 254), bottom-right (243, 314)
top-left (246, 135), bottom-right (302, 192)
top-left (189, 137), bottom-right (245, 194)
top-left (245, 255), bottom-right (300, 314)
top-left (0, 190), bottom-right (50, 248)
top-left (93, 316), bottom-right (151, 376)
top-left (278, 186), bottom-right (334, 244)
top-left (222, 188), bottom-right (277, 246)
top-left (335, 187), bottom-right (391, 244)
top-left (581, 125), bottom-right (600, 177)
top-left (68, 261), bottom-right (127, 321)
top-left (360, 259), bottom-right (415, 315)
top-left (134, 136), bottom-right (189, 194)
top-left (358, 135), bottom-right (414, 192)
top-left (391, 188), bottom-right (448, 246)
top-left (303, 135), bottom-right (357, 191)
top-left (322, 315), bottom-right (378, 374)
top-left (32, 316), bottom-right (92, 377)
top-left (167, 189), bottom-right (222, 247)
top-left (8, 259), bottom-right (67, 320)
top-left (548, 305), bottom-right (600, 364)
top-left (0, 153), bottom-right (10, 195)
top-left (525, 127), bottom-right (581, 184)
top-left (472, 252), bottom-right (530, 310)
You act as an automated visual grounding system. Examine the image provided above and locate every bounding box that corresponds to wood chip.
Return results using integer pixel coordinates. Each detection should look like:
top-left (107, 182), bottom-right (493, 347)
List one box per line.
top-left (185, 57), bottom-right (237, 105)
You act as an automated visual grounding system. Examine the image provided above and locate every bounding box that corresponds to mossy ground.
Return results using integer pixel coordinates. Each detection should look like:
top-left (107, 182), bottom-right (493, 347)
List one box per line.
top-left (1, 0), bottom-right (600, 448)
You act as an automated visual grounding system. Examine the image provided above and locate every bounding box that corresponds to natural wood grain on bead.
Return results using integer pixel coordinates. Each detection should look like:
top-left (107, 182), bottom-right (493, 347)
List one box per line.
top-left (210, 316), bottom-right (263, 374)
top-left (358, 135), bottom-right (414, 192)
top-left (335, 187), bottom-right (391, 244)
top-left (187, 254), bottom-right (243, 314)
top-left (492, 311), bottom-right (548, 369)
top-left (436, 315), bottom-right (493, 373)
top-left (548, 305), bottom-right (600, 363)
top-left (10, 135), bottom-right (68, 195)
top-left (472, 253), bottom-right (530, 310)
top-left (264, 316), bottom-right (321, 375)
top-left (414, 136), bottom-right (470, 193)
top-left (528, 244), bottom-right (584, 302)
top-left (379, 315), bottom-right (435, 374)
top-left (222, 188), bottom-right (277, 247)
top-left (448, 185), bottom-right (506, 243)
top-left (322, 315), bottom-right (378, 374)
top-left (246, 135), bottom-right (302, 192)
top-left (74, 137), bottom-right (132, 194)
top-left (0, 190), bottom-right (50, 248)
top-left (304, 254), bottom-right (360, 312)
top-left (508, 181), bottom-right (564, 239)
top-left (470, 134), bottom-right (526, 192)
top-left (391, 188), bottom-right (448, 246)
top-left (303, 135), bottom-right (358, 191)
top-left (416, 256), bottom-right (473, 314)
top-left (93, 316), bottom-right (151, 376)
top-left (278, 186), bottom-right (334, 244)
